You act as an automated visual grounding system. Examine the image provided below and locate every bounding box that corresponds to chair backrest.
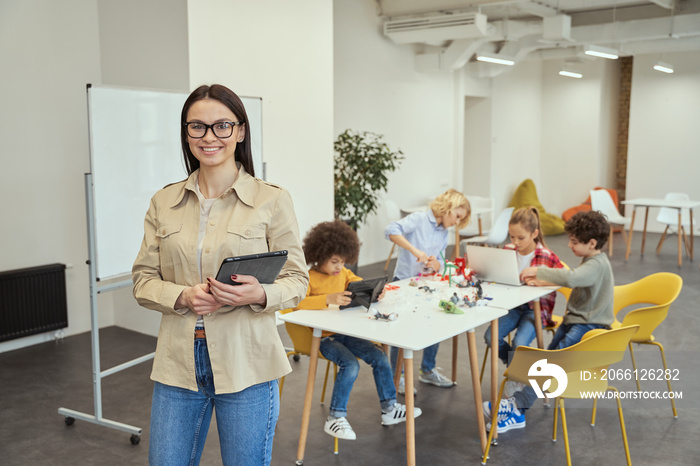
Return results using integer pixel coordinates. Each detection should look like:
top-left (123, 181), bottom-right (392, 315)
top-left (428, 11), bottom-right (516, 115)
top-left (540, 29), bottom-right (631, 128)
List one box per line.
top-left (506, 325), bottom-right (639, 398)
top-left (461, 196), bottom-right (494, 234)
top-left (613, 272), bottom-right (683, 342)
top-left (383, 198), bottom-right (401, 223)
top-left (590, 189), bottom-right (623, 220)
top-left (279, 308), bottom-right (316, 356)
top-left (656, 192), bottom-right (691, 226)
top-left (484, 207), bottom-right (514, 244)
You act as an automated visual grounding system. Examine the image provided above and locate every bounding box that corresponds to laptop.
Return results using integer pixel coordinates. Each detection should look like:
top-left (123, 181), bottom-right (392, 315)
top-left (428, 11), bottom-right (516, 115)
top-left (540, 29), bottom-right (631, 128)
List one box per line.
top-left (466, 245), bottom-right (523, 286)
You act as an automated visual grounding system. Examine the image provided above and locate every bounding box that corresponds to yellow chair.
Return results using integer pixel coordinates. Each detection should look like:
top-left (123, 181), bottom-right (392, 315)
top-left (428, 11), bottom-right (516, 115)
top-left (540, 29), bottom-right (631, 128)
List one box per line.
top-left (482, 325), bottom-right (640, 466)
top-left (479, 286), bottom-right (571, 383)
top-left (610, 272), bottom-right (683, 418)
top-left (279, 310), bottom-right (335, 401)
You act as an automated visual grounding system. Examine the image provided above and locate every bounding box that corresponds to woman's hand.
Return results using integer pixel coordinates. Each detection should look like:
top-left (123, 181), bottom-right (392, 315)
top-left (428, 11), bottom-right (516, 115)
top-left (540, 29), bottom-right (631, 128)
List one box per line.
top-left (326, 291), bottom-right (352, 307)
top-left (175, 283), bottom-right (223, 316)
top-left (207, 274), bottom-right (268, 308)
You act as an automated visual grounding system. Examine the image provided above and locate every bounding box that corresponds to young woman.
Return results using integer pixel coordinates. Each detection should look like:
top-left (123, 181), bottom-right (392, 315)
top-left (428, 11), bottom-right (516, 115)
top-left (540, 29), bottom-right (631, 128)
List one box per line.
top-left (132, 84), bottom-right (308, 465)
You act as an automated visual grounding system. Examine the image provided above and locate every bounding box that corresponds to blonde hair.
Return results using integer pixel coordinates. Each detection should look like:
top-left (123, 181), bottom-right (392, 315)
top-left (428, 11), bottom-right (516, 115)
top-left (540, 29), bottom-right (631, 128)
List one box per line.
top-left (509, 206), bottom-right (547, 248)
top-left (430, 189), bottom-right (471, 230)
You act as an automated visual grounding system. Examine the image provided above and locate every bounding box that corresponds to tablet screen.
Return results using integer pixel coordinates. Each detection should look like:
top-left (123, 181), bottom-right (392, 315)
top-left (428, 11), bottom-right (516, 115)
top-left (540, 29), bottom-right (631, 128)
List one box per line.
top-left (339, 276), bottom-right (387, 310)
top-left (215, 250), bottom-right (288, 286)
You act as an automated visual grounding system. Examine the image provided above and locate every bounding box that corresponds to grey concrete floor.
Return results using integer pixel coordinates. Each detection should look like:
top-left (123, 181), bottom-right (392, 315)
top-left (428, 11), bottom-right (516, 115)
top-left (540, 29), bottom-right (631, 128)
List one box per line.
top-left (1, 231), bottom-right (698, 465)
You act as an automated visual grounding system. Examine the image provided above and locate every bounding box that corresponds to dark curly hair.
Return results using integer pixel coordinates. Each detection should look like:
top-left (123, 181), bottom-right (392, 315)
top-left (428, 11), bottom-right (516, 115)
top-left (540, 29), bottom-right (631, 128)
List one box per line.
top-left (302, 220), bottom-right (360, 266)
top-left (565, 211), bottom-right (610, 250)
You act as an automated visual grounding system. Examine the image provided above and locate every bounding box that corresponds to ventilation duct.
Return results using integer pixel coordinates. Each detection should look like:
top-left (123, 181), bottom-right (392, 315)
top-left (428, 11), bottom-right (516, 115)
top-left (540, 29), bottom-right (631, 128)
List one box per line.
top-left (384, 12), bottom-right (488, 45)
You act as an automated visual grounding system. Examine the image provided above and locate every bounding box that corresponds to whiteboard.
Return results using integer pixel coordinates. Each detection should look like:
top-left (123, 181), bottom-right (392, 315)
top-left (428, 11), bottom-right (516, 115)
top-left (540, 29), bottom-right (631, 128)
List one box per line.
top-left (87, 84), bottom-right (263, 280)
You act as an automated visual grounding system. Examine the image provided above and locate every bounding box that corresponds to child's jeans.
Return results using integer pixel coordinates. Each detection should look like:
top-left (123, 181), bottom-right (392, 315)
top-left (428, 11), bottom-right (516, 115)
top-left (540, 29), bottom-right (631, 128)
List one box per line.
top-left (484, 303), bottom-right (536, 365)
top-left (513, 323), bottom-right (608, 411)
top-left (389, 343), bottom-right (440, 375)
top-left (320, 334), bottom-right (397, 418)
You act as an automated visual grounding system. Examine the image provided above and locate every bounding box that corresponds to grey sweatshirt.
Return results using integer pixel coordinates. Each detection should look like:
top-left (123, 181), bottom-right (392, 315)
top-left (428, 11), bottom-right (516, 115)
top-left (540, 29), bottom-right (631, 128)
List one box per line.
top-left (536, 253), bottom-right (614, 327)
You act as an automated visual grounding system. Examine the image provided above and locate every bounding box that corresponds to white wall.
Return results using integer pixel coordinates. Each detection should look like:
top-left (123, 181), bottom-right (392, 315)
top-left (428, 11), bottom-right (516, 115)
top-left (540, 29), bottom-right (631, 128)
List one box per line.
top-left (188, 0), bottom-right (334, 240)
top-left (0, 0), bottom-right (103, 353)
top-left (540, 58), bottom-right (619, 217)
top-left (97, 0), bottom-right (189, 91)
top-left (489, 60), bottom-right (544, 213)
top-left (626, 51), bottom-right (700, 233)
top-left (334, 0), bottom-right (457, 267)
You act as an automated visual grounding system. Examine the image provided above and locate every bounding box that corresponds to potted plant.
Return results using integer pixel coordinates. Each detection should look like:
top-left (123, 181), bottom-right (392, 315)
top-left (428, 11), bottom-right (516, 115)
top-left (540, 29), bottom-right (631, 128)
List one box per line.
top-left (334, 129), bottom-right (404, 230)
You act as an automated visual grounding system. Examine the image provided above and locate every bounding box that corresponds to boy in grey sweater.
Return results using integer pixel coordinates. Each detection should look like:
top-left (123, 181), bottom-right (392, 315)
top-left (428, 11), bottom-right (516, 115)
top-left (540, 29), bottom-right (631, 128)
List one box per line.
top-left (484, 211), bottom-right (614, 433)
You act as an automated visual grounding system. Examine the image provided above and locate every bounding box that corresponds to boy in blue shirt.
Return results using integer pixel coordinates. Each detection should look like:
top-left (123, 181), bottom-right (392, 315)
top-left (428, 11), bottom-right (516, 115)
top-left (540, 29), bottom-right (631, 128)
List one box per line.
top-left (384, 189), bottom-right (471, 392)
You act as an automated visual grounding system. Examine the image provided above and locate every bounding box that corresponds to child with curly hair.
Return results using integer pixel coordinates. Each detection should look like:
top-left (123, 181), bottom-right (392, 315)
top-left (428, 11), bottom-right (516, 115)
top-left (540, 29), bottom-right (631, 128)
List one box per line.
top-left (293, 220), bottom-right (421, 440)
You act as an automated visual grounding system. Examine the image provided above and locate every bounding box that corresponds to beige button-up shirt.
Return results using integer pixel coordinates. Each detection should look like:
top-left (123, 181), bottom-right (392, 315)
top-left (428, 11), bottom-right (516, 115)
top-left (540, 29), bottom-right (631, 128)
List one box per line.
top-left (133, 166), bottom-right (309, 394)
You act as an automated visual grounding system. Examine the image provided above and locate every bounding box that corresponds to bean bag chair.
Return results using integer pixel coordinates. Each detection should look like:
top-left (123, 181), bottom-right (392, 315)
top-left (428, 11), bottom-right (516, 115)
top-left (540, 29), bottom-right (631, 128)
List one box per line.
top-left (508, 179), bottom-right (566, 236)
top-left (562, 187), bottom-right (622, 232)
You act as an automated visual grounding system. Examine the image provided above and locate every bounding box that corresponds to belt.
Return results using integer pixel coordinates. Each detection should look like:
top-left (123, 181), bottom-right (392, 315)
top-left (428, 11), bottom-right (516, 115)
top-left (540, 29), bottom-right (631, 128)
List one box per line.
top-left (194, 328), bottom-right (206, 339)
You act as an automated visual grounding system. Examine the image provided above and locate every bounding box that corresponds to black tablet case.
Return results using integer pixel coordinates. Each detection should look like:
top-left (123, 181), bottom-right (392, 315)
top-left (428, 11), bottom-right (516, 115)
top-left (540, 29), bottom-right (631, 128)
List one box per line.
top-left (215, 250), bottom-right (288, 286)
top-left (339, 276), bottom-right (388, 310)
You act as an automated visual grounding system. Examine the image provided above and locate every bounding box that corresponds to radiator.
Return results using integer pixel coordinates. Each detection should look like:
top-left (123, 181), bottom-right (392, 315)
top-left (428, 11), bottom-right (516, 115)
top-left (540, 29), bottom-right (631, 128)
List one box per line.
top-left (0, 263), bottom-right (68, 342)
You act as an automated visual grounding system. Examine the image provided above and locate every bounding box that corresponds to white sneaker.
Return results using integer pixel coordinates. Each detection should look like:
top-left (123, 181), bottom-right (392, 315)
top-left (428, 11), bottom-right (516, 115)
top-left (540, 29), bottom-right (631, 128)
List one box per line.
top-left (483, 397), bottom-right (518, 422)
top-left (381, 402), bottom-right (422, 426)
top-left (398, 375), bottom-right (417, 396)
top-left (504, 380), bottom-right (525, 399)
top-left (324, 416), bottom-right (356, 440)
top-left (418, 368), bottom-right (454, 388)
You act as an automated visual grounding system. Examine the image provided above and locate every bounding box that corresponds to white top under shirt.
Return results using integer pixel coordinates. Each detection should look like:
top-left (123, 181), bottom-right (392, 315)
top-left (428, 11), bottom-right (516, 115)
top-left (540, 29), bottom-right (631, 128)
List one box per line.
top-left (194, 180), bottom-right (217, 329)
top-left (517, 250), bottom-right (535, 274)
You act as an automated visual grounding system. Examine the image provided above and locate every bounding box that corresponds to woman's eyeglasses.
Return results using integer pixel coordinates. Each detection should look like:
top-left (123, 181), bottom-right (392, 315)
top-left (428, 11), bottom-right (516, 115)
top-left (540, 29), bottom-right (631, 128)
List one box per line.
top-left (184, 121), bottom-right (243, 139)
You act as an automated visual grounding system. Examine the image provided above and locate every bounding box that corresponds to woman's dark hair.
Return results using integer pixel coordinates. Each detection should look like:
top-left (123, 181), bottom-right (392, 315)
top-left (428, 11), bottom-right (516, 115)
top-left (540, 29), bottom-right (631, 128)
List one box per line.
top-left (302, 220), bottom-right (360, 266)
top-left (565, 211), bottom-right (610, 250)
top-left (180, 84), bottom-right (254, 176)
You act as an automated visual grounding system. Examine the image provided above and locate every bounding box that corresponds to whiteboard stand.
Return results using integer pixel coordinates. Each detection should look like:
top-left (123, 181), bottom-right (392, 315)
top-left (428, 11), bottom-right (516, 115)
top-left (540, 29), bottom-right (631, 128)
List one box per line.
top-left (57, 173), bottom-right (155, 445)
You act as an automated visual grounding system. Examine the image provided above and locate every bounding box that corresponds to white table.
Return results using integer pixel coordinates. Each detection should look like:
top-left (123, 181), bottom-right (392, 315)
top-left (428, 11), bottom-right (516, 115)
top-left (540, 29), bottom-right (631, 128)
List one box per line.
top-left (280, 278), bottom-right (557, 465)
top-left (622, 198), bottom-right (700, 266)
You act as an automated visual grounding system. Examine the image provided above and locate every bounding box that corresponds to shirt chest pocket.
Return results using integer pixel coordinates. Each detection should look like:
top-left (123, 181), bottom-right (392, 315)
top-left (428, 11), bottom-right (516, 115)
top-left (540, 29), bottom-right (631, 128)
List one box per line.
top-left (227, 224), bottom-right (268, 256)
top-left (156, 223), bottom-right (185, 269)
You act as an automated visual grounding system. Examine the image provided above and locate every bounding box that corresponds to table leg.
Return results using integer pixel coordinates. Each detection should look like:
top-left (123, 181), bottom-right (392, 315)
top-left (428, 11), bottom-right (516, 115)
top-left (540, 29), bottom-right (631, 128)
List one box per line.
top-left (403, 349), bottom-right (416, 466)
top-left (394, 348), bottom-right (404, 391)
top-left (454, 229), bottom-right (460, 261)
top-left (452, 335), bottom-right (459, 382)
top-left (625, 207), bottom-right (636, 261)
top-left (534, 301), bottom-right (544, 350)
top-left (296, 328), bottom-right (322, 465)
top-left (640, 207), bottom-right (650, 256)
top-left (467, 329), bottom-right (489, 452)
top-left (490, 319), bottom-right (498, 443)
top-left (677, 210), bottom-right (683, 267)
top-left (478, 217), bottom-right (483, 236)
top-left (691, 210), bottom-right (695, 261)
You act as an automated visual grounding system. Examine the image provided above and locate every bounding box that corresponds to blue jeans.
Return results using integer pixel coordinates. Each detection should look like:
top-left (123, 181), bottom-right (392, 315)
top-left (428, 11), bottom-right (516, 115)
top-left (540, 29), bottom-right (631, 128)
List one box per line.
top-left (484, 303), bottom-right (536, 365)
top-left (513, 323), bottom-right (608, 411)
top-left (390, 343), bottom-right (440, 375)
top-left (149, 339), bottom-right (279, 466)
top-left (320, 334), bottom-right (397, 417)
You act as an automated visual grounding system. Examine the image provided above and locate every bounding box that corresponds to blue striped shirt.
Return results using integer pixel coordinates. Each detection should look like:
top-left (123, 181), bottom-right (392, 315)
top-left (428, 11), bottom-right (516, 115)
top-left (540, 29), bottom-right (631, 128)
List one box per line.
top-left (384, 209), bottom-right (448, 280)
